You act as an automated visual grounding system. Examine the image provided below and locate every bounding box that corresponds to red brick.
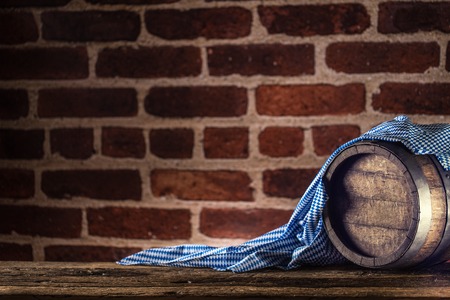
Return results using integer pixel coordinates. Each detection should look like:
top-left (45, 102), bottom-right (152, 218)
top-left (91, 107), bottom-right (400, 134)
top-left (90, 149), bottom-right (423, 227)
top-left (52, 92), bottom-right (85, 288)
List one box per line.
top-left (51, 128), bottom-right (94, 159)
top-left (45, 245), bottom-right (141, 262)
top-left (87, 207), bottom-right (191, 239)
top-left (42, 170), bottom-right (141, 200)
top-left (0, 205), bottom-right (81, 238)
top-left (38, 88), bottom-right (137, 118)
top-left (0, 129), bottom-right (44, 160)
top-left (372, 83), bottom-right (450, 115)
top-left (263, 168), bottom-right (319, 199)
top-left (145, 86), bottom-right (247, 118)
top-left (145, 7), bottom-right (251, 40)
top-left (151, 169), bottom-right (253, 201)
top-left (102, 127), bottom-right (145, 158)
top-left (378, 2), bottom-right (450, 34)
top-left (256, 84), bottom-right (365, 116)
top-left (200, 208), bottom-right (292, 239)
top-left (312, 125), bottom-right (361, 156)
top-left (96, 46), bottom-right (201, 78)
top-left (204, 127), bottom-right (248, 159)
top-left (42, 11), bottom-right (140, 41)
top-left (0, 243), bottom-right (33, 261)
top-left (0, 0), bottom-right (70, 7)
top-left (208, 44), bottom-right (314, 76)
top-left (258, 4), bottom-right (370, 37)
top-left (0, 169), bottom-right (34, 199)
top-left (259, 127), bottom-right (304, 157)
top-left (0, 12), bottom-right (38, 44)
top-left (326, 42), bottom-right (439, 74)
top-left (87, 0), bottom-right (178, 4)
top-left (0, 47), bottom-right (88, 80)
top-left (150, 128), bottom-right (194, 159)
top-left (0, 89), bottom-right (28, 120)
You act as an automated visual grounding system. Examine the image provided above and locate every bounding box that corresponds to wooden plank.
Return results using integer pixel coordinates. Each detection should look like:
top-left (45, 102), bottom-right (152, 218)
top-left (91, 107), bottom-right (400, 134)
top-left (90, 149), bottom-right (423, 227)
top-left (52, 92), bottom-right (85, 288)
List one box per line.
top-left (0, 262), bottom-right (449, 299)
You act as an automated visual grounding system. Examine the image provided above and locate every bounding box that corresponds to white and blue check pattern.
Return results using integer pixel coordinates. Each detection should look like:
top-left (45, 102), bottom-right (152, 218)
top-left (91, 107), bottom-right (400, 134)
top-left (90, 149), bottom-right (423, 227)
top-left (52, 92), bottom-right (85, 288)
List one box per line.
top-left (118, 116), bottom-right (450, 272)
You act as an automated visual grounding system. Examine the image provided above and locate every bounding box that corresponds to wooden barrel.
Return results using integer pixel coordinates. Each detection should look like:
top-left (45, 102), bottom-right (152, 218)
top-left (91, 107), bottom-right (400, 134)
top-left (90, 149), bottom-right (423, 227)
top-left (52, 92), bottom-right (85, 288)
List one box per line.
top-left (323, 140), bottom-right (450, 269)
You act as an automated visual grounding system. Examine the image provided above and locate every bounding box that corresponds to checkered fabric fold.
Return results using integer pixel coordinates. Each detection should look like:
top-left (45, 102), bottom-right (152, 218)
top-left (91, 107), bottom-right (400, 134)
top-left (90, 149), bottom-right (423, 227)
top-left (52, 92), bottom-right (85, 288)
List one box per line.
top-left (118, 116), bottom-right (450, 272)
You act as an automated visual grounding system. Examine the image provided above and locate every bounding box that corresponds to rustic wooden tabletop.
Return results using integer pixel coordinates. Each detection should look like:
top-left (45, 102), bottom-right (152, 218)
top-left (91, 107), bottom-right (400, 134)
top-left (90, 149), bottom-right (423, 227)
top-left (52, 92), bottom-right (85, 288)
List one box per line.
top-left (1, 261), bottom-right (449, 299)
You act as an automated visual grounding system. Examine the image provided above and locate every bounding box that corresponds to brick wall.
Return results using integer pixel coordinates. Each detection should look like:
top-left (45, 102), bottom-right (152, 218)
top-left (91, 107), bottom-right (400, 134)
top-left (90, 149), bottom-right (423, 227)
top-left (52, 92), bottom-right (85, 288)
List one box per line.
top-left (0, 0), bottom-right (449, 262)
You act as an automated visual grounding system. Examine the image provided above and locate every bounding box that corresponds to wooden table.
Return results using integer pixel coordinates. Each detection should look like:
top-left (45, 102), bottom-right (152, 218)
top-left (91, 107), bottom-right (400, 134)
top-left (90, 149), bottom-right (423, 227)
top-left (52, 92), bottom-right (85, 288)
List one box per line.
top-left (1, 261), bottom-right (449, 299)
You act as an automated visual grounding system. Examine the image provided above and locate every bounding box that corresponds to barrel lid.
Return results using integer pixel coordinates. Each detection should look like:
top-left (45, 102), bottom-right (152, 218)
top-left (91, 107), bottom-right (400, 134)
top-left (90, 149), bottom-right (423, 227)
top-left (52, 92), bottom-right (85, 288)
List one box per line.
top-left (323, 141), bottom-right (428, 268)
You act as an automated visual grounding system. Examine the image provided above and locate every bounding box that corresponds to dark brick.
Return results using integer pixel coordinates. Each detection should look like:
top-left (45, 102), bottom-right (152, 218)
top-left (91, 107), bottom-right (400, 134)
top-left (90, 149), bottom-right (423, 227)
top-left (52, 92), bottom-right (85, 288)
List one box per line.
top-left (151, 169), bottom-right (254, 201)
top-left (447, 42), bottom-right (450, 72)
top-left (42, 170), bottom-right (142, 200)
top-left (150, 128), bottom-right (194, 159)
top-left (38, 88), bottom-right (137, 118)
top-left (0, 205), bottom-right (82, 238)
top-left (45, 245), bottom-right (141, 262)
top-left (87, 0), bottom-right (179, 4)
top-left (203, 127), bottom-right (248, 159)
top-left (0, 129), bottom-right (44, 160)
top-left (0, 89), bottom-right (28, 120)
top-left (372, 83), bottom-right (450, 115)
top-left (312, 125), bottom-right (361, 156)
top-left (145, 86), bottom-right (247, 118)
top-left (145, 7), bottom-right (251, 40)
top-left (208, 44), bottom-right (314, 76)
top-left (42, 11), bottom-right (140, 41)
top-left (102, 127), bottom-right (145, 158)
top-left (51, 128), bottom-right (94, 159)
top-left (259, 127), bottom-right (304, 157)
top-left (263, 168), bottom-right (319, 199)
top-left (258, 4), bottom-right (370, 36)
top-left (0, 12), bottom-right (38, 44)
top-left (87, 207), bottom-right (191, 239)
top-left (256, 84), bottom-right (365, 116)
top-left (200, 208), bottom-right (292, 239)
top-left (0, 169), bottom-right (34, 199)
top-left (378, 2), bottom-right (450, 34)
top-left (326, 42), bottom-right (439, 73)
top-left (96, 46), bottom-right (201, 78)
top-left (0, 47), bottom-right (88, 80)
top-left (0, 243), bottom-right (33, 261)
top-left (0, 0), bottom-right (70, 7)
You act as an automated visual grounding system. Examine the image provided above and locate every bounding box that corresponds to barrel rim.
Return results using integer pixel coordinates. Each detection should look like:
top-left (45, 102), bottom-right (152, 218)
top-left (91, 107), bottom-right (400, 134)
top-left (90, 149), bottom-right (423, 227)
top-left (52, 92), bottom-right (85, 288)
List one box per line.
top-left (323, 140), bottom-right (432, 268)
top-left (417, 155), bottom-right (450, 266)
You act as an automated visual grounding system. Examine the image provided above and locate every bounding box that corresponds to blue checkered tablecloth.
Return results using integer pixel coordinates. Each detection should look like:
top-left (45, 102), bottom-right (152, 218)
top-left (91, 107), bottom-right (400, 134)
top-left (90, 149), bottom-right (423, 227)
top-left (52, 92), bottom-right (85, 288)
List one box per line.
top-left (118, 116), bottom-right (450, 272)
